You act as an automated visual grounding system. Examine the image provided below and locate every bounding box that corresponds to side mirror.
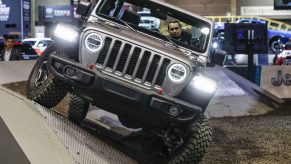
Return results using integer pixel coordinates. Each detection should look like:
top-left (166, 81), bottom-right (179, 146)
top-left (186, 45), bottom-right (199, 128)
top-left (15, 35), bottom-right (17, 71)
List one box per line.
top-left (207, 48), bottom-right (227, 67)
top-left (76, 0), bottom-right (92, 17)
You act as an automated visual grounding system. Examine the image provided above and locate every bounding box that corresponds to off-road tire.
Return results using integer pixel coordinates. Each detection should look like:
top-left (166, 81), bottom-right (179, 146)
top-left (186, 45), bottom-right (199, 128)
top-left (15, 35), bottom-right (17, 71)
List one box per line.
top-left (26, 44), bottom-right (70, 108)
top-left (168, 115), bottom-right (212, 164)
top-left (68, 93), bottom-right (90, 121)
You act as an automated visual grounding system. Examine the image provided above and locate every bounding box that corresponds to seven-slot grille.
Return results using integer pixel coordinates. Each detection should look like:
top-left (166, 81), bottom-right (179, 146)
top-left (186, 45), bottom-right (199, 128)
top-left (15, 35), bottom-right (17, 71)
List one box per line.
top-left (95, 36), bottom-right (172, 88)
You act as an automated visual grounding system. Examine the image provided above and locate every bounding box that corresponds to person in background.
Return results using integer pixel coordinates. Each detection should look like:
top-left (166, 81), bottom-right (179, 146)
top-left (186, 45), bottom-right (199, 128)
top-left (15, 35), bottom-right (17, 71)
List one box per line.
top-left (0, 36), bottom-right (21, 61)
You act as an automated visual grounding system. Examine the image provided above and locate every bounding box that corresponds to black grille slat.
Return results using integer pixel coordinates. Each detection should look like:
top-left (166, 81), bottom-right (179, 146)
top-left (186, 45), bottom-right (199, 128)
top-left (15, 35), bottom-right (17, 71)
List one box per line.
top-left (145, 55), bottom-right (161, 83)
top-left (152, 58), bottom-right (164, 85)
top-left (112, 42), bottom-right (125, 71)
top-left (103, 39), bottom-right (116, 68)
top-left (97, 37), bottom-right (112, 64)
top-left (122, 46), bottom-right (136, 76)
top-left (136, 51), bottom-right (151, 79)
top-left (142, 54), bottom-right (155, 83)
top-left (125, 48), bottom-right (141, 76)
top-left (155, 59), bottom-right (171, 86)
top-left (115, 44), bottom-right (132, 72)
top-left (106, 40), bottom-right (122, 68)
top-left (132, 50), bottom-right (146, 79)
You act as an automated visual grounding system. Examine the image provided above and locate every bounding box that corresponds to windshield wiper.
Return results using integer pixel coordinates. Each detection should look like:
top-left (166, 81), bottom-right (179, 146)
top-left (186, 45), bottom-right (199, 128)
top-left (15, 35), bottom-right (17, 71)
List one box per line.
top-left (118, 19), bottom-right (137, 32)
top-left (96, 13), bottom-right (136, 32)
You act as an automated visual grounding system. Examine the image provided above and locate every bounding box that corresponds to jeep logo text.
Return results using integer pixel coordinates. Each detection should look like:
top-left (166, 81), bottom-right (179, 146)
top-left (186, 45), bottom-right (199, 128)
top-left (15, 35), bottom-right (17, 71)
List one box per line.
top-left (271, 70), bottom-right (291, 86)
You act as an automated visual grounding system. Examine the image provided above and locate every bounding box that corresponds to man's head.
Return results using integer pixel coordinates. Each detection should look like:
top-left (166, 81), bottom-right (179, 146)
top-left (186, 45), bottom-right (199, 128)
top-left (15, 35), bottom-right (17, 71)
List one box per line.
top-left (168, 20), bottom-right (182, 39)
top-left (5, 36), bottom-right (15, 50)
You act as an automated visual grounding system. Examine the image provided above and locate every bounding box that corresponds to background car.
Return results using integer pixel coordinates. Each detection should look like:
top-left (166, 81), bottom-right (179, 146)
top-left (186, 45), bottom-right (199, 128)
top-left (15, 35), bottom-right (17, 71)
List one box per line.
top-left (23, 38), bottom-right (53, 56)
top-left (138, 11), bottom-right (160, 30)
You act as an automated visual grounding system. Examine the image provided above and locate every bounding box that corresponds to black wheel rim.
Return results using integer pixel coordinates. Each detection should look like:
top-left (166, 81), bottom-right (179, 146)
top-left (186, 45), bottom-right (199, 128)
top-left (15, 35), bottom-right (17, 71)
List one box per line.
top-left (34, 51), bottom-right (56, 87)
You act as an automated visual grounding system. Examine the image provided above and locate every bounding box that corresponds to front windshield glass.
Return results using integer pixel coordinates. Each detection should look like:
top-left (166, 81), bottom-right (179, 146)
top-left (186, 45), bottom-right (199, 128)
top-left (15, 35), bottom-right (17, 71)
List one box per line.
top-left (96, 0), bottom-right (211, 53)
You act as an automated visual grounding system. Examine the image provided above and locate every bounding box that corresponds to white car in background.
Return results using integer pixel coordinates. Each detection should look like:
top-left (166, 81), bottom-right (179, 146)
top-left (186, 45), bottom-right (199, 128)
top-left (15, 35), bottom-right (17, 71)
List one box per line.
top-left (138, 11), bottom-right (160, 30)
top-left (23, 38), bottom-right (53, 56)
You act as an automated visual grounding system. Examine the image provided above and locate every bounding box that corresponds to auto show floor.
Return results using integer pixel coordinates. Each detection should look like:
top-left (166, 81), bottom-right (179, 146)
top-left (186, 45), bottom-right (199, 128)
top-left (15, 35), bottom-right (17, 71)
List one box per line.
top-left (1, 61), bottom-right (291, 163)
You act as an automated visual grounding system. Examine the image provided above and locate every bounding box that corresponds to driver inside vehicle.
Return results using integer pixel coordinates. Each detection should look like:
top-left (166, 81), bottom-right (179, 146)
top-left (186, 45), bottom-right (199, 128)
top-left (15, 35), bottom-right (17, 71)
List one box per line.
top-left (168, 20), bottom-right (192, 45)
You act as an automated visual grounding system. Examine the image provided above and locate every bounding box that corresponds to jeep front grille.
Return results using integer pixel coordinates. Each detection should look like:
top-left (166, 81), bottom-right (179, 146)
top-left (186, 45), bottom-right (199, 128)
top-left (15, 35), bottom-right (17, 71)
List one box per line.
top-left (96, 37), bottom-right (171, 88)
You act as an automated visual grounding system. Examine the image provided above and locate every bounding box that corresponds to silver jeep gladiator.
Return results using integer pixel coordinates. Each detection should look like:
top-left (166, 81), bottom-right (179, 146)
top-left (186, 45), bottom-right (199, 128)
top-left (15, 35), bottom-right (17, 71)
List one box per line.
top-left (27, 0), bottom-right (217, 163)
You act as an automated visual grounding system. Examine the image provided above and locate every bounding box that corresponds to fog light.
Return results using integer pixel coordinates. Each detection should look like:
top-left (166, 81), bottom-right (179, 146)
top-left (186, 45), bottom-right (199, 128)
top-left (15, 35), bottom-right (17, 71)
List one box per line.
top-left (54, 62), bottom-right (61, 69)
top-left (64, 67), bottom-right (75, 77)
top-left (170, 106), bottom-right (180, 116)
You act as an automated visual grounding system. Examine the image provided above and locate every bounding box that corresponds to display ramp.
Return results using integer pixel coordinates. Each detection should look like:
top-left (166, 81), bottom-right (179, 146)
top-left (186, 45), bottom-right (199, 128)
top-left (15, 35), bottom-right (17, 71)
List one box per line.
top-left (0, 60), bottom-right (35, 84)
top-left (0, 86), bottom-right (137, 164)
top-left (205, 65), bottom-right (283, 118)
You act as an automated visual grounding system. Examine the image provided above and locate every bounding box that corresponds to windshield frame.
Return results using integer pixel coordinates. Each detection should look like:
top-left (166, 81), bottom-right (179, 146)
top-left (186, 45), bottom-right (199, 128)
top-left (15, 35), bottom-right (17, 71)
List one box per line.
top-left (93, 0), bottom-right (213, 54)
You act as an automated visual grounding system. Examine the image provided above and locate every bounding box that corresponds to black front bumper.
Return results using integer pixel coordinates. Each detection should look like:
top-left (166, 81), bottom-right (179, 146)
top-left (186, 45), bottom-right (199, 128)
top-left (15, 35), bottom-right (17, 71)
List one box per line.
top-left (48, 54), bottom-right (201, 124)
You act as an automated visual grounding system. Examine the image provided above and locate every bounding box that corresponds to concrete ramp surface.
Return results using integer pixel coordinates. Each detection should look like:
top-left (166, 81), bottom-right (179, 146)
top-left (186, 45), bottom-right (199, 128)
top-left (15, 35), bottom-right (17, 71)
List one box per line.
top-left (0, 86), bottom-right (137, 164)
top-left (0, 60), bottom-right (35, 84)
top-left (205, 66), bottom-right (277, 118)
top-left (0, 87), bottom-right (75, 164)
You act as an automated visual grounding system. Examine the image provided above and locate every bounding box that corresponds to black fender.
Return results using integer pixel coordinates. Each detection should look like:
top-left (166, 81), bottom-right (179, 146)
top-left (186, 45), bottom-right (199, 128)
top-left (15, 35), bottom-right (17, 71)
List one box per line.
top-left (176, 76), bottom-right (216, 113)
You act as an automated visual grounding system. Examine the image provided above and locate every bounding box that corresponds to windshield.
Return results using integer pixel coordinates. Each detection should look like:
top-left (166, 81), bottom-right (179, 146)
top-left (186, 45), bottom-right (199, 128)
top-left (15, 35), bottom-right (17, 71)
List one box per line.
top-left (96, 0), bottom-right (211, 53)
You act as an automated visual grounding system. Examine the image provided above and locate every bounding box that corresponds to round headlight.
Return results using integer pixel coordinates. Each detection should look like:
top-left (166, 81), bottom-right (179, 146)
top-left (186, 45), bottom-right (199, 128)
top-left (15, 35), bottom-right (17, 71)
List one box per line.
top-left (168, 64), bottom-right (187, 83)
top-left (84, 32), bottom-right (103, 52)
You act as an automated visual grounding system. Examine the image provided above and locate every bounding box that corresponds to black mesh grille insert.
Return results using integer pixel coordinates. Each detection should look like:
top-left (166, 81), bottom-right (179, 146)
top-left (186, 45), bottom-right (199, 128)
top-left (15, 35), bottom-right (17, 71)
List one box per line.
top-left (92, 35), bottom-right (176, 88)
top-left (155, 58), bottom-right (171, 86)
top-left (145, 55), bottom-right (161, 83)
top-left (126, 48), bottom-right (141, 76)
top-left (135, 51), bottom-right (151, 79)
top-left (97, 37), bottom-right (112, 64)
top-left (106, 40), bottom-right (122, 68)
top-left (116, 44), bottom-right (132, 72)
